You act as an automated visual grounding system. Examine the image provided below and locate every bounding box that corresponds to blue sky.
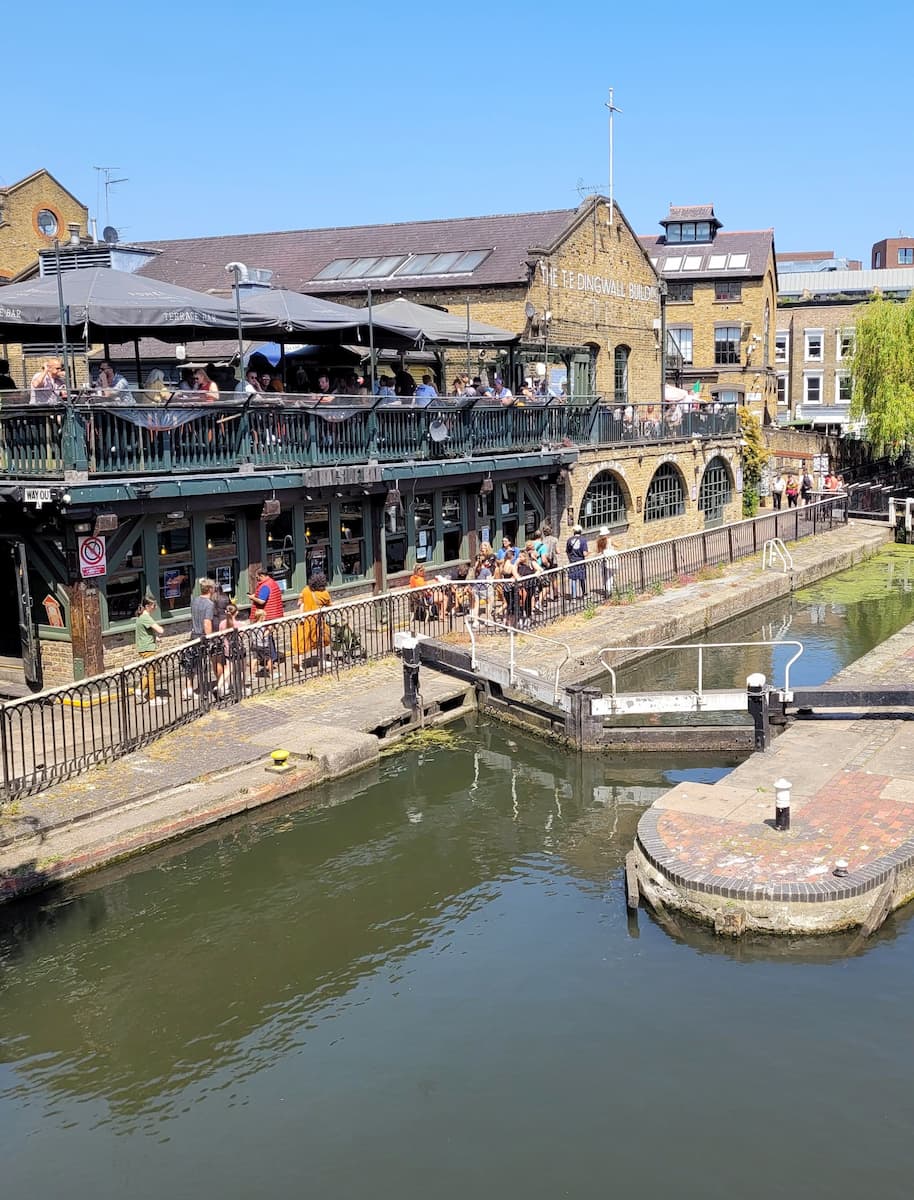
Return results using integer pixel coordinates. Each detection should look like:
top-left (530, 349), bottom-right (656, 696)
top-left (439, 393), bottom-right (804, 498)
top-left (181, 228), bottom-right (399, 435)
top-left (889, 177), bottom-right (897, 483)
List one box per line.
top-left (5, 0), bottom-right (910, 261)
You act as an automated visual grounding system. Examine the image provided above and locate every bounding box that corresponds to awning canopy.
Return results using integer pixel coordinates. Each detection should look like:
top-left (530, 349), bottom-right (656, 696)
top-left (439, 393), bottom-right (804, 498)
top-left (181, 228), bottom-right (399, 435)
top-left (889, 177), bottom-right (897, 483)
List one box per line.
top-left (0, 268), bottom-right (271, 343)
top-left (239, 287), bottom-right (420, 346)
top-left (355, 297), bottom-right (518, 347)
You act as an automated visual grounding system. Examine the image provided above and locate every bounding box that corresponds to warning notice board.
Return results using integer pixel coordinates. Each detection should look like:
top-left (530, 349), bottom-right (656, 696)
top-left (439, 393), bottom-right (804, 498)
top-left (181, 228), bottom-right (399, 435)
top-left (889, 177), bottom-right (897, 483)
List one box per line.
top-left (78, 535), bottom-right (107, 579)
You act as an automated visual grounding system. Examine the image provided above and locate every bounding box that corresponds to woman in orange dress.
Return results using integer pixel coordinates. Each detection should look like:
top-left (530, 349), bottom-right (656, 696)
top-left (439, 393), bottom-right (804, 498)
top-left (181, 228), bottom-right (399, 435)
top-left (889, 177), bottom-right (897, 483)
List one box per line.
top-left (292, 572), bottom-right (332, 669)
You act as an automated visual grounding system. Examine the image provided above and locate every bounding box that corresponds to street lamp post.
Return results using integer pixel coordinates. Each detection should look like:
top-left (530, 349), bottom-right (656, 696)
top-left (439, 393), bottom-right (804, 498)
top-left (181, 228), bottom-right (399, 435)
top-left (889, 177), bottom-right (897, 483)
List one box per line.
top-left (225, 261), bottom-right (248, 385)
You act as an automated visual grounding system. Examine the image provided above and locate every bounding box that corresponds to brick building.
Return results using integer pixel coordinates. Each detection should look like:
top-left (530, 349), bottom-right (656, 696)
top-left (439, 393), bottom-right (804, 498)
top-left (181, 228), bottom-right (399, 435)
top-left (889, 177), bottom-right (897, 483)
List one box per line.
top-left (0, 169), bottom-right (89, 281)
top-left (776, 268), bottom-right (914, 429)
top-left (639, 204), bottom-right (778, 423)
top-left (871, 235), bottom-right (914, 270)
top-left (134, 196), bottom-right (663, 404)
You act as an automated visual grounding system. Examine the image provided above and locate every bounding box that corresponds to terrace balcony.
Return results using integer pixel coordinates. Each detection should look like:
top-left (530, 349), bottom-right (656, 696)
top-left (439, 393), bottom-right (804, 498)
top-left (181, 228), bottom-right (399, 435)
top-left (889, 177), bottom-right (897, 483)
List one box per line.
top-left (0, 394), bottom-right (739, 482)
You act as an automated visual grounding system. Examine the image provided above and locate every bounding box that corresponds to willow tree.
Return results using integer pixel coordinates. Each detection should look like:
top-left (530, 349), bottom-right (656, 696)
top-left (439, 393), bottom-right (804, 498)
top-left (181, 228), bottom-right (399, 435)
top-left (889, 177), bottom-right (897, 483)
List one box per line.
top-left (850, 293), bottom-right (914, 450)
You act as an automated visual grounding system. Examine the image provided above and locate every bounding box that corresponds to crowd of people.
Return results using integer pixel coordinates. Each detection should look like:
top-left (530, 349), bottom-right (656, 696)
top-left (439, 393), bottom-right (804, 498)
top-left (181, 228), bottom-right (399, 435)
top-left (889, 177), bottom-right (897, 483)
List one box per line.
top-left (406, 521), bottom-right (617, 630)
top-left (133, 570), bottom-right (335, 705)
top-left (770, 462), bottom-right (845, 509)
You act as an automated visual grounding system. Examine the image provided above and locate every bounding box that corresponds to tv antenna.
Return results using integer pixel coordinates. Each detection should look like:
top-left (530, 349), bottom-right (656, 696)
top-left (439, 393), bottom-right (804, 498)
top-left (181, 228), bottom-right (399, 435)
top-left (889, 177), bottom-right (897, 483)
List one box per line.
top-left (576, 177), bottom-right (606, 200)
top-left (93, 165), bottom-right (129, 226)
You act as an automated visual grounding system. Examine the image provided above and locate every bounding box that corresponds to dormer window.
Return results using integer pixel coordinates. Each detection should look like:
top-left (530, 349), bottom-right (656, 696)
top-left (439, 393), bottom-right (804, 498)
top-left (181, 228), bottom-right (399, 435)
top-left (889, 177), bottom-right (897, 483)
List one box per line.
top-left (665, 221), bottom-right (712, 244)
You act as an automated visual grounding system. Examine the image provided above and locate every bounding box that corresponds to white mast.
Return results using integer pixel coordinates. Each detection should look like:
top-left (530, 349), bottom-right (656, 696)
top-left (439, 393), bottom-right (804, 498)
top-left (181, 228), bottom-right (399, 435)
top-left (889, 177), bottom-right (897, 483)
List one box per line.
top-left (605, 88), bottom-right (622, 225)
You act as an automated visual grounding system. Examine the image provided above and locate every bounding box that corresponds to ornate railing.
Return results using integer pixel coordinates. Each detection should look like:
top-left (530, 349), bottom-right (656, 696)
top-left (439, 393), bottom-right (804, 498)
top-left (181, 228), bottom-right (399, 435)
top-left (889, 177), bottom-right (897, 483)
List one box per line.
top-left (0, 394), bottom-right (740, 480)
top-left (0, 495), bottom-right (848, 802)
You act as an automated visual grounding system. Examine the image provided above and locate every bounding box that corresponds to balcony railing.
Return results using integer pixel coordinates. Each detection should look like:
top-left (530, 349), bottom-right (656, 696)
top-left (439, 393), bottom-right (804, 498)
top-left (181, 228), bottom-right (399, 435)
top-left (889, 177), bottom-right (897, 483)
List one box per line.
top-left (0, 394), bottom-right (740, 480)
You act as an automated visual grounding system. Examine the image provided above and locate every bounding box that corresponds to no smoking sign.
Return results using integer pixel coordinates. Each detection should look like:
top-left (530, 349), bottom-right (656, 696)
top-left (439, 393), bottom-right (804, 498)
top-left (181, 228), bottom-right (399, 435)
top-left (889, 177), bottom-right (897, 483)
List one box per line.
top-left (78, 535), bottom-right (107, 579)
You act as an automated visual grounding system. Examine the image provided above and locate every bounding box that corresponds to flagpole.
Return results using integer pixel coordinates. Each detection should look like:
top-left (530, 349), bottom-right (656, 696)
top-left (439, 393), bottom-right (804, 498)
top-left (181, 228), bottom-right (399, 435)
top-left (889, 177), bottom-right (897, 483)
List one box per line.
top-left (605, 88), bottom-right (622, 226)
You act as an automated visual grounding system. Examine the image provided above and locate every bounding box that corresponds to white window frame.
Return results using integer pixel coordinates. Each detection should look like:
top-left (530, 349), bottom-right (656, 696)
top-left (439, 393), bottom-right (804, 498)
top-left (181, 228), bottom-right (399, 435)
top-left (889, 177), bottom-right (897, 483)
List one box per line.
top-left (836, 329), bottom-right (854, 361)
top-left (835, 371), bottom-right (852, 406)
top-left (803, 371), bottom-right (823, 405)
top-left (804, 329), bottom-right (824, 362)
top-left (668, 325), bottom-right (693, 364)
top-left (777, 372), bottom-right (789, 407)
top-left (775, 332), bottom-right (789, 363)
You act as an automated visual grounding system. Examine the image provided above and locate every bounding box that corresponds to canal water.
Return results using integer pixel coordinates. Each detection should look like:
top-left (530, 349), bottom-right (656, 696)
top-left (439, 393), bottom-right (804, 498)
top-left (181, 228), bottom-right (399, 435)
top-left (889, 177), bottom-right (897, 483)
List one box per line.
top-left (3, 547), bottom-right (914, 1199)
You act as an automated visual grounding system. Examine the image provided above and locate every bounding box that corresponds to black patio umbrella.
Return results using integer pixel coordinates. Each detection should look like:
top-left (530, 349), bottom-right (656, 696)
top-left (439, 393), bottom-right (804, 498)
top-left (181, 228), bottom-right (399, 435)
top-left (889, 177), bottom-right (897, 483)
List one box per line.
top-left (239, 287), bottom-right (421, 346)
top-left (0, 267), bottom-right (276, 343)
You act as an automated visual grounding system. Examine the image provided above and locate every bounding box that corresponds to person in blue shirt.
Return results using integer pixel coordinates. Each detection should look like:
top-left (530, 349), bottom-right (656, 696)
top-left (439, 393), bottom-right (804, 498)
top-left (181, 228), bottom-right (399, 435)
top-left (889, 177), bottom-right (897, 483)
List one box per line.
top-left (413, 374), bottom-right (438, 407)
top-left (495, 535), bottom-right (519, 564)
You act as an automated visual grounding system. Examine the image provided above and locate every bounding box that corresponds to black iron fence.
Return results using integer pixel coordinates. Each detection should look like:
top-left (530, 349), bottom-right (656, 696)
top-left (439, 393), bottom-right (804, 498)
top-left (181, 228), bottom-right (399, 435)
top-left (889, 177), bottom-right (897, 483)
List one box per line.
top-left (0, 495), bottom-right (848, 803)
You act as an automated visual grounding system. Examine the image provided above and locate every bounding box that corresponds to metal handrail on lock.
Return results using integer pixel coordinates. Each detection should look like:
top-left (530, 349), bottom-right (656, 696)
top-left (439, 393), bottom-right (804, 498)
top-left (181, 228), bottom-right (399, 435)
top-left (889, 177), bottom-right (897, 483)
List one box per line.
top-left (597, 639), bottom-right (805, 706)
top-left (465, 616), bottom-right (572, 704)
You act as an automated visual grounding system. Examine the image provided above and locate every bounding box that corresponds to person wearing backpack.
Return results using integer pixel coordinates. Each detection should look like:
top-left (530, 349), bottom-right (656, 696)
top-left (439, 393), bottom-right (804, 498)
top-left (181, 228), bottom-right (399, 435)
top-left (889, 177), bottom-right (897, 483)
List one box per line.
top-left (800, 463), bottom-right (814, 506)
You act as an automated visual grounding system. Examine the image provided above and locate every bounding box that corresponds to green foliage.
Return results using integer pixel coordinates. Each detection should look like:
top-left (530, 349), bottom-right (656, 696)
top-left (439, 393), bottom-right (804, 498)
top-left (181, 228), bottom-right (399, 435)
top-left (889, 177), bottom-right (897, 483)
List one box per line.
top-left (737, 404), bottom-right (768, 517)
top-left (850, 294), bottom-right (914, 451)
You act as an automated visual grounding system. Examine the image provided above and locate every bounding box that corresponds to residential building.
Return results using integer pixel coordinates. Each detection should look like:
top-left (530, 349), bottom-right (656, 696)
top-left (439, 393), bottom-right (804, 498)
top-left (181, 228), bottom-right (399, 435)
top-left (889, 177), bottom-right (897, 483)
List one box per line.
top-left (639, 205), bottom-right (778, 423)
top-left (871, 236), bottom-right (914, 270)
top-left (776, 269), bottom-right (914, 429)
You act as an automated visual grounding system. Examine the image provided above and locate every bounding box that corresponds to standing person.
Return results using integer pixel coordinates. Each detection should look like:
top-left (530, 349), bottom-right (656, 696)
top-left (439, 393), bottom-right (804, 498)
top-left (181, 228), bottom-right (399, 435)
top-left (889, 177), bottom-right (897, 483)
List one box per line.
top-left (292, 572), bottom-right (332, 671)
top-left (183, 578), bottom-right (216, 699)
top-left (538, 520), bottom-right (559, 600)
top-left (248, 600), bottom-right (277, 678)
top-left (771, 472), bottom-right (786, 510)
top-left (249, 568), bottom-right (285, 620)
top-left (799, 462), bottom-right (814, 506)
top-left (785, 473), bottom-right (799, 508)
top-left (496, 535), bottom-right (519, 564)
top-left (134, 598), bottom-right (164, 704)
top-left (516, 548), bottom-right (539, 627)
top-left (595, 526), bottom-right (616, 598)
top-left (217, 603), bottom-right (243, 696)
top-left (414, 374), bottom-right (438, 403)
top-left (0, 359), bottom-right (17, 391)
top-left (565, 523), bottom-right (589, 598)
top-left (394, 366), bottom-right (416, 399)
top-left (29, 357), bottom-right (67, 404)
top-left (500, 552), bottom-right (520, 627)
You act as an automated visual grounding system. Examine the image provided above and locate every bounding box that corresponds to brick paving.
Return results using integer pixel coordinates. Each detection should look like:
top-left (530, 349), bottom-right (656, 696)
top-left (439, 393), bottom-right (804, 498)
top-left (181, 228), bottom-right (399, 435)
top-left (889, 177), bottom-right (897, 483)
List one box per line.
top-left (637, 615), bottom-right (914, 904)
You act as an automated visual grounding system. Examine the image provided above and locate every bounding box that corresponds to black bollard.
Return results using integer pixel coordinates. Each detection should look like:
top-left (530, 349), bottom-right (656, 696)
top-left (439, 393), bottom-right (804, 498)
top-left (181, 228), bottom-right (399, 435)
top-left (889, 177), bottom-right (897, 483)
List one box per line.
top-left (747, 673), bottom-right (770, 751)
top-left (395, 632), bottom-right (421, 713)
top-left (774, 777), bottom-right (791, 831)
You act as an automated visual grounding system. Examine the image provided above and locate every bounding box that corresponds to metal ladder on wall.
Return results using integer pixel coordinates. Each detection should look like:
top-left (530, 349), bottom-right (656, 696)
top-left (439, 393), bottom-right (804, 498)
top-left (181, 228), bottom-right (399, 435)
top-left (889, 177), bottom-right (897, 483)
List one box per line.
top-left (762, 537), bottom-right (793, 573)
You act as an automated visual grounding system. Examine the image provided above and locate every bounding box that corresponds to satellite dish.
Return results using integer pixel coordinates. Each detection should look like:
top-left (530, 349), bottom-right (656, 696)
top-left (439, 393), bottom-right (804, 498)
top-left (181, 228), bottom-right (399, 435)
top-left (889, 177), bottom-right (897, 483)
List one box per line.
top-left (524, 301), bottom-right (536, 320)
top-left (102, 225), bottom-right (119, 244)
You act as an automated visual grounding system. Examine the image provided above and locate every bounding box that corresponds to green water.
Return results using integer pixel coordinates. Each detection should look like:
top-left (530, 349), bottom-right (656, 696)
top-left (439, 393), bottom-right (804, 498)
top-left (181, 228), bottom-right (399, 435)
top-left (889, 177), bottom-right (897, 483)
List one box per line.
top-left (3, 547), bottom-right (914, 1199)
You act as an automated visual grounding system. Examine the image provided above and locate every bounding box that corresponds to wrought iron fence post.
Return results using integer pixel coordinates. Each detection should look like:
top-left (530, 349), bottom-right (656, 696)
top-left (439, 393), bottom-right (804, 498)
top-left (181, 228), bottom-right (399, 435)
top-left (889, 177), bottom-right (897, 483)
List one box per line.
top-left (0, 702), bottom-right (11, 804)
top-left (117, 666), bottom-right (130, 751)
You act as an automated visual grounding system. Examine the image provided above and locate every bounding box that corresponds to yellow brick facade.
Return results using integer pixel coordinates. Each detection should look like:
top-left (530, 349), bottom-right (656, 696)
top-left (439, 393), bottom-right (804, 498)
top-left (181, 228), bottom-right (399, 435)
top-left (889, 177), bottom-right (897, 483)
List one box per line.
top-left (0, 170), bottom-right (89, 281)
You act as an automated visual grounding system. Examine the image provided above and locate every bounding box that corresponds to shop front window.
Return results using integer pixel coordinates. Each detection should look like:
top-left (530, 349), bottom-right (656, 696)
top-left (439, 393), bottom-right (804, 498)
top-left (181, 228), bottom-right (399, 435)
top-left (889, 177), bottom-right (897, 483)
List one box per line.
top-left (414, 495), bottom-right (435, 563)
top-left (499, 481), bottom-right (518, 545)
top-left (339, 502), bottom-right (366, 580)
top-left (265, 509), bottom-right (295, 590)
top-left (476, 483), bottom-right (495, 548)
top-left (106, 537), bottom-right (144, 623)
top-left (442, 490), bottom-right (463, 561)
top-left (385, 496), bottom-right (407, 575)
top-left (304, 505), bottom-right (332, 580)
top-left (157, 518), bottom-right (193, 612)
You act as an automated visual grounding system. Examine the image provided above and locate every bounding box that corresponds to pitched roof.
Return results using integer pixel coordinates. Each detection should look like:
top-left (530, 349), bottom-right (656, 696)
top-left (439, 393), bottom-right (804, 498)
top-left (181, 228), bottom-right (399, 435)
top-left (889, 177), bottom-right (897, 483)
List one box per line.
top-left (0, 169), bottom-right (88, 211)
top-left (639, 229), bottom-right (774, 279)
top-left (134, 208), bottom-right (579, 296)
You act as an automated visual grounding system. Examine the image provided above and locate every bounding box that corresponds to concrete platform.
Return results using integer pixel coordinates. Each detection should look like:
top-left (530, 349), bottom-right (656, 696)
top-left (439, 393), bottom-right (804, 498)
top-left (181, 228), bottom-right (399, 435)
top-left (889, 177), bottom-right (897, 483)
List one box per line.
top-left (634, 619), bottom-right (914, 935)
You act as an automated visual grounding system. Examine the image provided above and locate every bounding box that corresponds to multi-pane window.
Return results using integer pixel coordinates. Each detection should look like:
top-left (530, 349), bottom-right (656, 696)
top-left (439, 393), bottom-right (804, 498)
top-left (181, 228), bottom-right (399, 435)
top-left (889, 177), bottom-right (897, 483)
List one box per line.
top-left (698, 457), bottom-right (732, 526)
top-left (775, 332), bottom-right (789, 362)
top-left (777, 374), bottom-right (789, 407)
top-left (614, 345), bottom-right (630, 405)
top-left (665, 221), bottom-right (712, 243)
top-left (579, 472), bottom-right (627, 531)
top-left (668, 326), bottom-right (693, 364)
top-left (714, 280), bottom-right (742, 301)
top-left (667, 280), bottom-right (693, 302)
top-left (899, 248), bottom-right (914, 265)
top-left (644, 463), bottom-right (685, 523)
top-left (804, 329), bottom-right (824, 361)
top-left (836, 373), bottom-right (853, 404)
top-left (836, 329), bottom-right (854, 359)
top-left (804, 373), bottom-right (823, 405)
top-left (714, 326), bottom-right (741, 365)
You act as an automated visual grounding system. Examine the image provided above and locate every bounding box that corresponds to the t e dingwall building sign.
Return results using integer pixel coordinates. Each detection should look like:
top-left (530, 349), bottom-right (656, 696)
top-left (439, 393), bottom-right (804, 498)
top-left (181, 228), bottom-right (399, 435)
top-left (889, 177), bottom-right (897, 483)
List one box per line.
top-left (538, 260), bottom-right (658, 302)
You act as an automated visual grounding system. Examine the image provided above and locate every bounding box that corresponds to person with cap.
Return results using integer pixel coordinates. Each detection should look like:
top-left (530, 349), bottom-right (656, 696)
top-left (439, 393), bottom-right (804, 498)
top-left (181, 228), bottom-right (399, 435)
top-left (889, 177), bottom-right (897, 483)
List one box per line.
top-left (565, 523), bottom-right (589, 599)
top-left (492, 377), bottom-right (513, 404)
top-left (594, 526), bottom-right (617, 598)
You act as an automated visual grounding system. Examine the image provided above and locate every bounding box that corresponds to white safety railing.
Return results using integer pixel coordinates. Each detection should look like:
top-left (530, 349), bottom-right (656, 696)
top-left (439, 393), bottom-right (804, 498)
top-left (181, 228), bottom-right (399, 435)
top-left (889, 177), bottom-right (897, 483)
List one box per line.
top-left (598, 640), bottom-right (805, 705)
top-left (762, 537), bottom-right (794, 573)
top-left (465, 617), bottom-right (571, 705)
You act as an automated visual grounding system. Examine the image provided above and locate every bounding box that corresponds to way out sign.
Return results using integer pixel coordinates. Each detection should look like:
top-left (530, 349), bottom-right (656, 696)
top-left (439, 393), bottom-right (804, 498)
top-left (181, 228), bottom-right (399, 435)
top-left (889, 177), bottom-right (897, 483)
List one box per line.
top-left (78, 534), bottom-right (107, 579)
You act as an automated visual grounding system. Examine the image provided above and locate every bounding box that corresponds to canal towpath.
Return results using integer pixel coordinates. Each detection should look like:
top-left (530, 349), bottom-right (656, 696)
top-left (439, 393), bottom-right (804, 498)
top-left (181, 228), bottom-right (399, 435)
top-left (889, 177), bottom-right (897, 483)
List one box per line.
top-left (0, 519), bottom-right (892, 901)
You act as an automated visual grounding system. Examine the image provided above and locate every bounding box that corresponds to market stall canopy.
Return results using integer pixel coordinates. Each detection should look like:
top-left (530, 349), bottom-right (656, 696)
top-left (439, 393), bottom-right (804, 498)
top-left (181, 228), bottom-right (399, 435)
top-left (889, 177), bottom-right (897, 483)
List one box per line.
top-left (239, 287), bottom-right (421, 346)
top-left (0, 268), bottom-right (274, 343)
top-left (355, 297), bottom-right (518, 347)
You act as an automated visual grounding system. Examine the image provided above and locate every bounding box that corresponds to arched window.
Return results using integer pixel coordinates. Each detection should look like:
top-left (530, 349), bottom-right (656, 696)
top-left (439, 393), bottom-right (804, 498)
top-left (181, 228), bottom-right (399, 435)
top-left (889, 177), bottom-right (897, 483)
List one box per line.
top-left (614, 345), bottom-right (630, 405)
top-left (578, 471), bottom-right (627, 531)
top-left (644, 463), bottom-right (685, 523)
top-left (698, 456), bottom-right (732, 527)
